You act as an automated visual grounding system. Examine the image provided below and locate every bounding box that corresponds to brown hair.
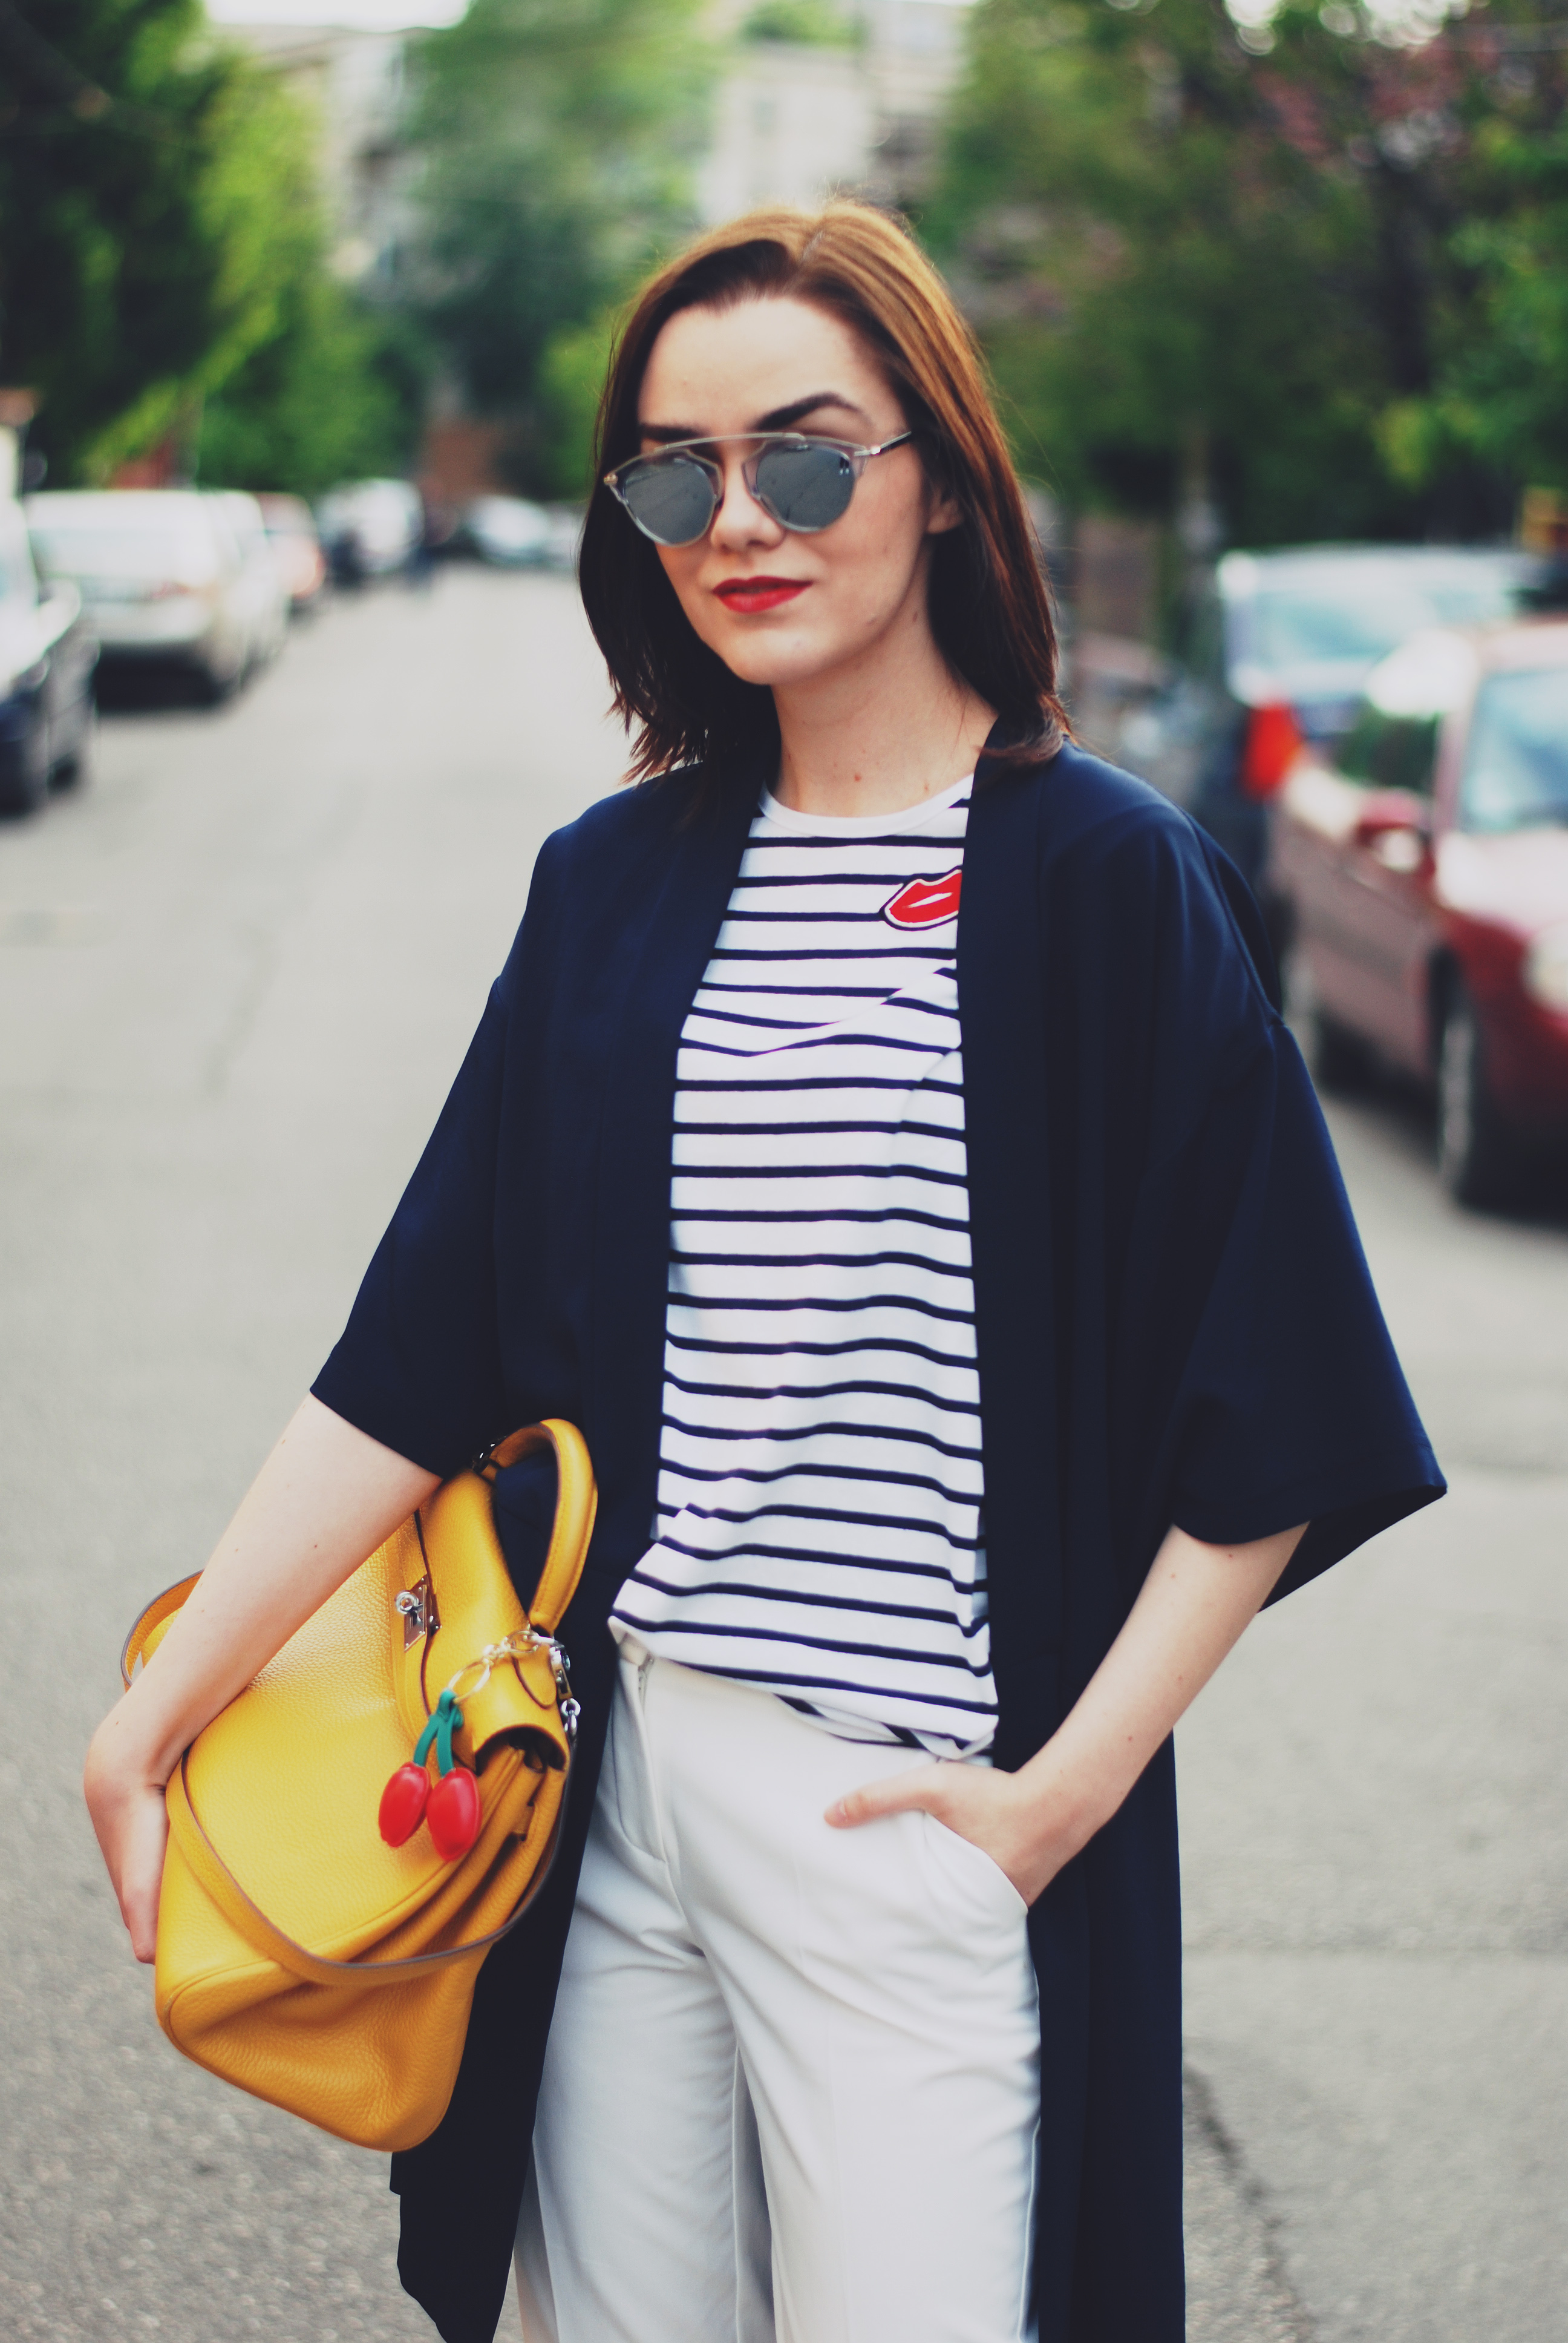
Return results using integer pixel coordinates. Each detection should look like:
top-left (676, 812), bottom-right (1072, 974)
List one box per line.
top-left (577, 202), bottom-right (1067, 800)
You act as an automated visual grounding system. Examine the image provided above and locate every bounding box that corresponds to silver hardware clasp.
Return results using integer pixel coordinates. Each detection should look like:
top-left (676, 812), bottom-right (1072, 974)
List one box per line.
top-left (394, 1577), bottom-right (439, 1649)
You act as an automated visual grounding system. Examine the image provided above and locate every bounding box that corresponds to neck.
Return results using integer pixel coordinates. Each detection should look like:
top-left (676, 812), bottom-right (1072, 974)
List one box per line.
top-left (769, 600), bottom-right (995, 820)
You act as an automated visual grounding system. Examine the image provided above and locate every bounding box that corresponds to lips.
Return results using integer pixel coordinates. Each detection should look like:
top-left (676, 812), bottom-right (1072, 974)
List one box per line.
top-left (883, 870), bottom-right (963, 929)
top-left (714, 577), bottom-right (809, 614)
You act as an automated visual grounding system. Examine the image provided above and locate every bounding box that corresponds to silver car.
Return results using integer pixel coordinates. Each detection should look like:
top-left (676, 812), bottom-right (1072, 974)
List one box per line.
top-left (25, 488), bottom-right (252, 701)
top-left (1100, 543), bottom-right (1546, 894)
top-left (213, 490), bottom-right (290, 669)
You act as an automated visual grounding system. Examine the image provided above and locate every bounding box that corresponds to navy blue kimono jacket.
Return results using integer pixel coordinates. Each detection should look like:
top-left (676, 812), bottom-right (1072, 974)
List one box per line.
top-left (313, 736), bottom-right (1442, 2343)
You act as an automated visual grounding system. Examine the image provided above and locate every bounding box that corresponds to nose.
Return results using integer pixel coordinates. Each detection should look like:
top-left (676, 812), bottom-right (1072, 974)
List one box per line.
top-left (708, 450), bottom-right (784, 551)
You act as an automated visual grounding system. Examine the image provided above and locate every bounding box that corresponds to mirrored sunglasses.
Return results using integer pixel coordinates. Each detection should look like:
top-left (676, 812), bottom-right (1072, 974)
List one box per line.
top-left (604, 431), bottom-right (915, 549)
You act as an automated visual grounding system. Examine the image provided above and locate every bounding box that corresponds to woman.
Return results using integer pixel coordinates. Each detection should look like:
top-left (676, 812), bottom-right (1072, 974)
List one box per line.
top-left (85, 205), bottom-right (1442, 2343)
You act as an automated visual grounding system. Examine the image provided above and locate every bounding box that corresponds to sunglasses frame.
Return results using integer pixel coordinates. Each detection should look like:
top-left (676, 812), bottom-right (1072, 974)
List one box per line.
top-left (603, 430), bottom-right (916, 547)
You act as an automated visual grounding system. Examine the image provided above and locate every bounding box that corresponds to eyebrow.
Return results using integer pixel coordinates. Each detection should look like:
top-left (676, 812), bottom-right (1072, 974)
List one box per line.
top-left (638, 390), bottom-right (874, 444)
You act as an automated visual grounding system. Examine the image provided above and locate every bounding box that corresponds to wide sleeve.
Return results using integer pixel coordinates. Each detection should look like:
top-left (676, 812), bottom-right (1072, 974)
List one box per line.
top-left (1099, 813), bottom-right (1445, 1602)
top-left (1157, 1023), bottom-right (1441, 1598)
top-left (310, 970), bottom-right (512, 1478)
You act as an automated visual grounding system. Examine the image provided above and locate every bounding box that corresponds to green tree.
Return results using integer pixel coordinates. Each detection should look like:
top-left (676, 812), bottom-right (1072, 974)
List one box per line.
top-left (407, 0), bottom-right (714, 494)
top-left (197, 280), bottom-right (418, 498)
top-left (1382, 95), bottom-right (1568, 500)
top-left (927, 0), bottom-right (1568, 549)
top-left (191, 78), bottom-right (422, 496)
top-left (1, 0), bottom-right (244, 479)
top-left (0, 0), bottom-right (414, 489)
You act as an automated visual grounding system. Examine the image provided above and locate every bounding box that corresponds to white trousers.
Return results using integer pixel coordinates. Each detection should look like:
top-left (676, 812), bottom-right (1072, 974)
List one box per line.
top-left (515, 1642), bottom-right (1041, 2343)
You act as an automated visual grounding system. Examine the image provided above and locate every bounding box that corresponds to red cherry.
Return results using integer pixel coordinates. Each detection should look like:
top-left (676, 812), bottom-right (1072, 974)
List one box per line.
top-left (426, 1765), bottom-right (482, 1862)
top-left (378, 1763), bottom-right (430, 1847)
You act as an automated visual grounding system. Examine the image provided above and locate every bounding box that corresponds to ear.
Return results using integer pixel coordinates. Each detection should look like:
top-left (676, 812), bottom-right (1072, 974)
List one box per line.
top-left (922, 467), bottom-right (964, 539)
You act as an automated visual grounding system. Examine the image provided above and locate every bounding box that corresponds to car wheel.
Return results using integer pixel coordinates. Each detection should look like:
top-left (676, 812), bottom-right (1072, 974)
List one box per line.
top-left (50, 703), bottom-right (96, 793)
top-left (1437, 986), bottom-right (1518, 1208)
top-left (0, 707), bottom-right (50, 816)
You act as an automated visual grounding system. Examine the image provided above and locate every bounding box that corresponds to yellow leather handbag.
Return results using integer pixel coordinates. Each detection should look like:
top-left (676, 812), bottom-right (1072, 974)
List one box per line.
top-left (119, 1420), bottom-right (596, 2154)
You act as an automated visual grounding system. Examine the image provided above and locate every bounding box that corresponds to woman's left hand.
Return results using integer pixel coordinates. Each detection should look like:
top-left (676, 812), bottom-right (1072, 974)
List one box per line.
top-left (826, 1521), bottom-right (1310, 1910)
top-left (825, 1761), bottom-right (1076, 1909)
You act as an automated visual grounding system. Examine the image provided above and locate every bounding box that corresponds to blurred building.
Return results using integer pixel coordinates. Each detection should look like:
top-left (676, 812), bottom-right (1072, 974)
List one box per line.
top-left (216, 20), bottom-right (414, 291)
top-left (224, 0), bottom-right (973, 276)
top-left (701, 0), bottom-right (973, 220)
top-left (217, 0), bottom-right (975, 505)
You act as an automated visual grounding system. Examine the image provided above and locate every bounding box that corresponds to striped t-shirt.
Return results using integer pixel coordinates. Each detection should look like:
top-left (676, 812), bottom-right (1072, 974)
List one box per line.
top-left (610, 772), bottom-right (995, 1755)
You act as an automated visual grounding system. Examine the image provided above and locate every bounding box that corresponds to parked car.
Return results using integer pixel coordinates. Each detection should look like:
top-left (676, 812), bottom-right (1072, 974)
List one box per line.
top-left (1109, 544), bottom-right (1547, 897)
top-left (316, 479), bottom-right (421, 583)
top-left (25, 488), bottom-right (252, 700)
top-left (213, 490), bottom-right (290, 667)
top-left (458, 496), bottom-right (583, 572)
top-left (463, 494), bottom-right (552, 567)
top-left (0, 494), bottom-right (98, 814)
top-left (541, 504), bottom-right (583, 573)
top-left (1268, 617), bottom-right (1568, 1205)
top-left (256, 493), bottom-right (328, 614)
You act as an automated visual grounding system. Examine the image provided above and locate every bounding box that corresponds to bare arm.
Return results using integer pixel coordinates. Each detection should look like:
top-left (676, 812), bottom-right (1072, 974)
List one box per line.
top-left (828, 1519), bottom-right (1307, 1904)
top-left (83, 1395), bottom-right (439, 1961)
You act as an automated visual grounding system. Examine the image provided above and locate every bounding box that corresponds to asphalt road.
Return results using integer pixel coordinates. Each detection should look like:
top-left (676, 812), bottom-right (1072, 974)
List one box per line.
top-left (1, 568), bottom-right (1562, 2343)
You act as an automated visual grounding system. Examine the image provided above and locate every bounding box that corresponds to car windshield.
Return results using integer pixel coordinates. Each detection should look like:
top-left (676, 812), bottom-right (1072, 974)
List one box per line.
top-left (1460, 668), bottom-right (1568, 833)
top-left (1249, 566), bottom-right (1526, 667)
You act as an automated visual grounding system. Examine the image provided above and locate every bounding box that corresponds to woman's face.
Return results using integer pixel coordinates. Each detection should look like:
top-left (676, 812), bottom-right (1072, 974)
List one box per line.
top-left (634, 295), bottom-right (958, 696)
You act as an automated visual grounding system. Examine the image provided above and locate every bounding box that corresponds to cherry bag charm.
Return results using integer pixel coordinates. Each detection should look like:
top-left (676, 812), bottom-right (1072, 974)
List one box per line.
top-left (377, 1687), bottom-right (482, 1863)
top-left (427, 1763), bottom-right (482, 1861)
top-left (377, 1763), bottom-right (430, 1847)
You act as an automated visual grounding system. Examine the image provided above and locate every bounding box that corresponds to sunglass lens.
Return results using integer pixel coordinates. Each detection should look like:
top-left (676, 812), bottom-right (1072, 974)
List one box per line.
top-left (754, 442), bottom-right (856, 532)
top-left (618, 456), bottom-right (717, 546)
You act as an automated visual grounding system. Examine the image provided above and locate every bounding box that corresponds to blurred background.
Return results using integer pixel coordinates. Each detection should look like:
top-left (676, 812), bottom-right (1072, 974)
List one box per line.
top-left (1, 0), bottom-right (1566, 2337)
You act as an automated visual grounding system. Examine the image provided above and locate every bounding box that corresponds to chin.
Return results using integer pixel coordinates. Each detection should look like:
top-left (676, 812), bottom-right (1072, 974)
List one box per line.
top-left (702, 625), bottom-right (841, 693)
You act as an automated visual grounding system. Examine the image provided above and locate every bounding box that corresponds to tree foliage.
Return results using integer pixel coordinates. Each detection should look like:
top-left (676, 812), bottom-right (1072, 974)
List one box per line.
top-left (0, 0), bottom-right (413, 489)
top-left (406, 0), bottom-right (714, 493)
top-left (927, 0), bottom-right (1568, 545)
top-left (1384, 105), bottom-right (1568, 497)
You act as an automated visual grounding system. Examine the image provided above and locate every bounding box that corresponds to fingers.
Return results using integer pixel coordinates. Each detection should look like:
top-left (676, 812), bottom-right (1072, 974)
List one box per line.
top-left (98, 1782), bottom-right (169, 1964)
top-left (123, 1890), bottom-right (160, 1965)
top-left (825, 1763), bottom-right (946, 1829)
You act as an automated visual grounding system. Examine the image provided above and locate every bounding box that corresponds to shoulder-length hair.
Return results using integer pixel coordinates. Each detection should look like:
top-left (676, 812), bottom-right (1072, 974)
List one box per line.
top-left (577, 202), bottom-right (1067, 801)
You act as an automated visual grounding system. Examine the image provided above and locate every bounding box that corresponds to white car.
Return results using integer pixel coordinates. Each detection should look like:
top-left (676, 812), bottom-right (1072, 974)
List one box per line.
top-left (212, 491), bottom-right (289, 670)
top-left (463, 497), bottom-right (583, 572)
top-left (316, 479), bottom-right (422, 580)
top-left (26, 489), bottom-right (250, 701)
top-left (465, 495), bottom-right (552, 567)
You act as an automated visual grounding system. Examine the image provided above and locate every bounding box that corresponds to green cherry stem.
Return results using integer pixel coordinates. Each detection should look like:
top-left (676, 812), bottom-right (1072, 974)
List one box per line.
top-left (413, 1688), bottom-right (465, 1777)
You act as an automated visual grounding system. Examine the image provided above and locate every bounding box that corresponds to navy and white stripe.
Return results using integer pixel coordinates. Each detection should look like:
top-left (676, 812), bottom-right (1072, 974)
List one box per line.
top-left (611, 775), bottom-right (995, 1754)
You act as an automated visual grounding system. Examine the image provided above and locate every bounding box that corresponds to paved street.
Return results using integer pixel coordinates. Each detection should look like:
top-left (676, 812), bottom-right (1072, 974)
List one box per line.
top-left (1, 568), bottom-right (1563, 2343)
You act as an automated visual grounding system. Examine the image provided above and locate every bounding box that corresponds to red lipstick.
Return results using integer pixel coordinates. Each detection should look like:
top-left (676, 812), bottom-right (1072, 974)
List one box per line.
top-left (714, 577), bottom-right (809, 614)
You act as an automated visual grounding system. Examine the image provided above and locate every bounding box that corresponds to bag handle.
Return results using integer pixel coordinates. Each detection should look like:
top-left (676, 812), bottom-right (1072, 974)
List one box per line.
top-left (119, 1417), bottom-right (597, 1689)
top-left (479, 1418), bottom-right (597, 1633)
top-left (166, 1748), bottom-right (571, 1983)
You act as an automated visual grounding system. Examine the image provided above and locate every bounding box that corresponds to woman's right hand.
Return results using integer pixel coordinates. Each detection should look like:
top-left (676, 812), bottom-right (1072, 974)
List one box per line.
top-left (84, 1715), bottom-right (172, 1964)
top-left (80, 1397), bottom-right (441, 1965)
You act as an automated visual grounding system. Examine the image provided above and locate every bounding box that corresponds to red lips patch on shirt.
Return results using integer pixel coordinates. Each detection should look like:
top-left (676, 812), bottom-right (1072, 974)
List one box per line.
top-left (881, 868), bottom-right (962, 929)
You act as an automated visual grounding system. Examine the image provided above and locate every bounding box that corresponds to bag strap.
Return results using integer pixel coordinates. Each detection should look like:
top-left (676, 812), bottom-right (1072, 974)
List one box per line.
top-left (478, 1417), bottom-right (597, 1633)
top-left (166, 1748), bottom-right (570, 1984)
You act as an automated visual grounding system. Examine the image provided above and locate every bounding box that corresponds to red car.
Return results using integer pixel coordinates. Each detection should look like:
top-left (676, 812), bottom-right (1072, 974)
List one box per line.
top-left (1267, 616), bottom-right (1568, 1207)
